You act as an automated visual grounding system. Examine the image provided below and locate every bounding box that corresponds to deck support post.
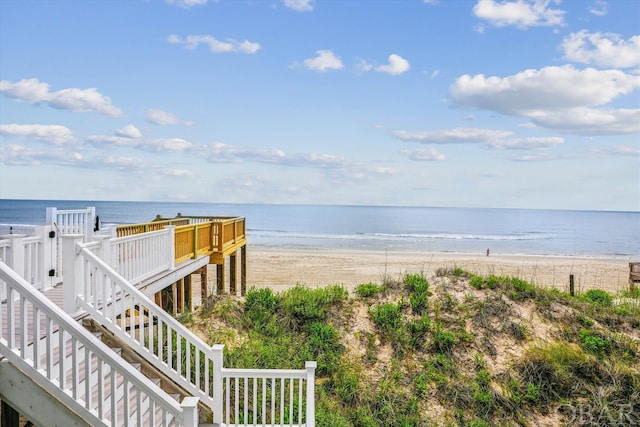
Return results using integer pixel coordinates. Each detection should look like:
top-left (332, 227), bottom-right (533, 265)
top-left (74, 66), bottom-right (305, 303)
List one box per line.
top-left (240, 245), bottom-right (247, 296)
top-left (216, 263), bottom-right (225, 294)
top-left (200, 266), bottom-right (208, 300)
top-left (178, 278), bottom-right (184, 313)
top-left (1, 400), bottom-right (19, 427)
top-left (229, 252), bottom-right (237, 296)
top-left (172, 282), bottom-right (178, 316)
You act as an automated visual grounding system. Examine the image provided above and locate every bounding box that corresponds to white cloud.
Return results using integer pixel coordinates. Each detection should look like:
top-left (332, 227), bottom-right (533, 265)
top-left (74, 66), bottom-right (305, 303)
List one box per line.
top-left (423, 0), bottom-right (439, 4)
top-left (205, 141), bottom-right (396, 180)
top-left (115, 125), bottom-right (141, 139)
top-left (85, 135), bottom-right (140, 148)
top-left (136, 138), bottom-right (195, 152)
top-left (589, 0), bottom-right (607, 16)
top-left (0, 144), bottom-right (86, 166)
top-left (283, 0), bottom-right (314, 12)
top-left (450, 65), bottom-right (640, 134)
top-left (166, 0), bottom-right (216, 8)
top-left (561, 31), bottom-right (640, 69)
top-left (395, 127), bottom-right (566, 154)
top-left (488, 136), bottom-right (564, 149)
top-left (87, 134), bottom-right (198, 152)
top-left (303, 50), bottom-right (344, 72)
top-left (473, 0), bottom-right (566, 29)
top-left (355, 58), bottom-right (374, 74)
top-left (529, 107), bottom-right (640, 135)
top-left (145, 109), bottom-right (193, 126)
top-left (400, 148), bottom-right (446, 161)
top-left (508, 152), bottom-right (561, 161)
top-left (394, 128), bottom-right (514, 144)
top-left (375, 54), bottom-right (410, 76)
top-left (0, 78), bottom-right (122, 117)
top-left (355, 55), bottom-right (410, 76)
top-left (0, 124), bottom-right (75, 146)
top-left (167, 34), bottom-right (260, 54)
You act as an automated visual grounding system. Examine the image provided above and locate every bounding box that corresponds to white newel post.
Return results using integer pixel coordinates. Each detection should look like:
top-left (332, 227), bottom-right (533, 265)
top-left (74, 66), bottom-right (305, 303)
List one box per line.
top-left (87, 206), bottom-right (96, 239)
top-left (181, 396), bottom-right (199, 427)
top-left (212, 344), bottom-right (224, 425)
top-left (45, 207), bottom-right (57, 225)
top-left (166, 225), bottom-right (176, 270)
top-left (93, 235), bottom-right (112, 267)
top-left (62, 234), bottom-right (84, 316)
top-left (4, 234), bottom-right (26, 280)
top-left (306, 361), bottom-right (317, 427)
top-left (37, 225), bottom-right (56, 291)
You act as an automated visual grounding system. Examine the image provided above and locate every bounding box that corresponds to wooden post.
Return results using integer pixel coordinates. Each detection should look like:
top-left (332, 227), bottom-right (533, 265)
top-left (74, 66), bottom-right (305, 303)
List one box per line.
top-left (241, 245), bottom-right (247, 296)
top-left (216, 262), bottom-right (225, 295)
top-left (185, 274), bottom-right (191, 312)
top-left (229, 252), bottom-right (237, 296)
top-left (629, 262), bottom-right (640, 292)
top-left (200, 266), bottom-right (208, 300)
top-left (569, 274), bottom-right (575, 296)
top-left (178, 278), bottom-right (184, 313)
top-left (172, 282), bottom-right (178, 316)
top-left (1, 400), bottom-right (19, 427)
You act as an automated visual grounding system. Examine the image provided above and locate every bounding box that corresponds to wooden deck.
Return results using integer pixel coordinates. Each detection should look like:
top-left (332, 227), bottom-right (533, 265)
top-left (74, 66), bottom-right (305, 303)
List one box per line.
top-left (117, 215), bottom-right (248, 298)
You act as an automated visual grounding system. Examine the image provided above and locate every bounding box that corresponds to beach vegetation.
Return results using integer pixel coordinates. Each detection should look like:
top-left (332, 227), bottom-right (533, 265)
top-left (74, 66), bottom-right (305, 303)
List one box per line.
top-left (583, 288), bottom-right (613, 306)
top-left (181, 268), bottom-right (640, 426)
top-left (404, 273), bottom-right (430, 314)
top-left (354, 282), bottom-right (385, 298)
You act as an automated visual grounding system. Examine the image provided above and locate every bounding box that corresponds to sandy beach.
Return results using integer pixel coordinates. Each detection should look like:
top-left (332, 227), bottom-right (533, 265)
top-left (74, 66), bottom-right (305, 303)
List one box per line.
top-left (245, 247), bottom-right (633, 294)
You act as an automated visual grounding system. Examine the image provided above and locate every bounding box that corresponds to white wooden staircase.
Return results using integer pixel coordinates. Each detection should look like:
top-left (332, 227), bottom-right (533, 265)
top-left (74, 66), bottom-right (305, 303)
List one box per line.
top-left (0, 228), bottom-right (316, 426)
top-left (0, 260), bottom-right (198, 426)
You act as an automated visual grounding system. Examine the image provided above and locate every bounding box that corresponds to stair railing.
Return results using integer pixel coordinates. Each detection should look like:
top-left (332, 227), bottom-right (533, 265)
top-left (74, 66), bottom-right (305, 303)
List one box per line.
top-left (65, 235), bottom-right (316, 426)
top-left (0, 260), bottom-right (199, 427)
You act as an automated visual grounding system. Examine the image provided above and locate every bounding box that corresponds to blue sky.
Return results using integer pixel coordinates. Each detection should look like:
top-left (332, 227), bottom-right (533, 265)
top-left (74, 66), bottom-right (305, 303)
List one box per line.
top-left (0, 0), bottom-right (638, 211)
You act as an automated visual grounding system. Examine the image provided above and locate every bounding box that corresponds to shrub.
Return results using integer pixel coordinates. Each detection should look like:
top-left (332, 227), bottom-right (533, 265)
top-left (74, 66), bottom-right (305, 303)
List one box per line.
top-left (518, 341), bottom-right (598, 404)
top-left (578, 329), bottom-right (610, 356)
top-left (244, 288), bottom-right (280, 334)
top-left (470, 276), bottom-right (484, 290)
top-left (584, 289), bottom-right (613, 306)
top-left (369, 301), bottom-right (403, 335)
top-left (405, 274), bottom-right (430, 315)
top-left (431, 323), bottom-right (457, 354)
top-left (453, 266), bottom-right (471, 277)
top-left (281, 285), bottom-right (347, 330)
top-left (355, 282), bottom-right (385, 298)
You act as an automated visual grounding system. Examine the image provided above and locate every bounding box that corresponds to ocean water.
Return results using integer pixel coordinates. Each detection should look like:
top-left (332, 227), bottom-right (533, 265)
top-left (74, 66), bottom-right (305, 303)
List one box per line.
top-left (0, 199), bottom-right (638, 259)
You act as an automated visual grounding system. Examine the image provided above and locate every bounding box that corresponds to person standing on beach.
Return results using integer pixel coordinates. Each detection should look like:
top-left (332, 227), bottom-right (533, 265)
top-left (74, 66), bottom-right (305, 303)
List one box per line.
top-left (486, 248), bottom-right (490, 256)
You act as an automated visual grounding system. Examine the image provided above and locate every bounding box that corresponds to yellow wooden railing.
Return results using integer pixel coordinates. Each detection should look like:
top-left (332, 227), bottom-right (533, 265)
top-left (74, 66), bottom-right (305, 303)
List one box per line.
top-left (116, 216), bottom-right (246, 264)
top-left (116, 218), bottom-right (190, 236)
